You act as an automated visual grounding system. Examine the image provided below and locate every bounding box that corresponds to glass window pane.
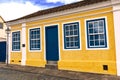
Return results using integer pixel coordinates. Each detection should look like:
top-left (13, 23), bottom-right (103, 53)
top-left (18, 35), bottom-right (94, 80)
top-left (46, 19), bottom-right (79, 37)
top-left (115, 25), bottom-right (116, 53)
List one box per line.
top-left (74, 25), bottom-right (77, 29)
top-left (94, 28), bottom-right (98, 33)
top-left (94, 22), bottom-right (98, 28)
top-left (99, 20), bottom-right (104, 26)
top-left (70, 42), bottom-right (74, 47)
top-left (70, 31), bottom-right (73, 35)
top-left (99, 34), bottom-right (105, 39)
top-left (95, 35), bottom-right (99, 40)
top-left (74, 30), bottom-right (78, 35)
top-left (70, 25), bottom-right (73, 30)
top-left (75, 37), bottom-right (78, 41)
top-left (66, 37), bottom-right (69, 42)
top-left (66, 32), bottom-right (69, 36)
top-left (95, 40), bottom-right (99, 46)
top-left (100, 40), bottom-right (105, 45)
top-left (90, 41), bottom-right (94, 46)
top-left (88, 22), bottom-right (93, 29)
top-left (75, 42), bottom-right (79, 46)
top-left (65, 26), bottom-right (69, 31)
top-left (70, 37), bottom-right (74, 41)
top-left (89, 29), bottom-right (93, 33)
top-left (99, 27), bottom-right (104, 33)
top-left (66, 42), bottom-right (69, 47)
top-left (90, 35), bottom-right (94, 40)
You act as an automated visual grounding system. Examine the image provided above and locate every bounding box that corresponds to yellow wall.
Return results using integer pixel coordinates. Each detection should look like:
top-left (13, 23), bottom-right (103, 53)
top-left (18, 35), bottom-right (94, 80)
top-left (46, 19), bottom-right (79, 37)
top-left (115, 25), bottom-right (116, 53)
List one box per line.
top-left (10, 24), bottom-right (22, 65)
top-left (25, 25), bottom-right (46, 67)
top-left (10, 7), bottom-right (117, 75)
top-left (58, 7), bottom-right (116, 75)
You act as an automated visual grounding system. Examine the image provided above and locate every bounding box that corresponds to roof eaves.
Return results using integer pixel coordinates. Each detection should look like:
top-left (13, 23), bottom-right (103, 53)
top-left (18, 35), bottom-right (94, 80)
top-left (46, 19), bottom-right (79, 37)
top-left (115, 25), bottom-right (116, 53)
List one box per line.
top-left (6, 0), bottom-right (110, 23)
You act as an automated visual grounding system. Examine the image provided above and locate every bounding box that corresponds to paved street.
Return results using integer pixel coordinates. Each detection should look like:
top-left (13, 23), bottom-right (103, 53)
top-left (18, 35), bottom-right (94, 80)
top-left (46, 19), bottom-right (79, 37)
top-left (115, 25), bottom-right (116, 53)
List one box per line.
top-left (0, 68), bottom-right (71, 80)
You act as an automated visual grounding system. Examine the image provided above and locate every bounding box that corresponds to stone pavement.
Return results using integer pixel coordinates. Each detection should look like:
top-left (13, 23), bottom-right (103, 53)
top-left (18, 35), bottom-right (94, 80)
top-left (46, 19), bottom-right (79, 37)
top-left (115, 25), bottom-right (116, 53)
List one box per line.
top-left (0, 63), bottom-right (120, 80)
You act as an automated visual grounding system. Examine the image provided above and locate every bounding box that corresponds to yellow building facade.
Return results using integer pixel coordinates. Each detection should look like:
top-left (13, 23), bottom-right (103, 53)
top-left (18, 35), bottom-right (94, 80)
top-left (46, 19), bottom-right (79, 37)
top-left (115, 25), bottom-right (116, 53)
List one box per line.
top-left (6, 0), bottom-right (120, 76)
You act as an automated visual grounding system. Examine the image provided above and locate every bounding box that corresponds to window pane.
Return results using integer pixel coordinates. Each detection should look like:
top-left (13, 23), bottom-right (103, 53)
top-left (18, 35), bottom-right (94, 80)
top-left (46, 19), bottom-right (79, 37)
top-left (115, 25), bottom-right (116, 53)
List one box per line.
top-left (0, 23), bottom-right (3, 29)
top-left (95, 35), bottom-right (99, 40)
top-left (70, 31), bottom-right (73, 35)
top-left (88, 22), bottom-right (93, 29)
top-left (70, 42), bottom-right (74, 47)
top-left (74, 30), bottom-right (78, 35)
top-left (89, 29), bottom-right (93, 34)
top-left (75, 37), bottom-right (78, 41)
top-left (95, 40), bottom-right (99, 46)
top-left (75, 42), bottom-right (79, 46)
top-left (70, 25), bottom-right (73, 30)
top-left (65, 26), bottom-right (69, 31)
top-left (70, 37), bottom-right (74, 41)
top-left (66, 42), bottom-right (69, 47)
top-left (99, 27), bottom-right (104, 33)
top-left (94, 28), bottom-right (98, 33)
top-left (66, 32), bottom-right (69, 36)
top-left (100, 40), bottom-right (105, 45)
top-left (90, 41), bottom-right (94, 46)
top-left (99, 34), bottom-right (105, 39)
top-left (99, 20), bottom-right (104, 26)
top-left (90, 35), bottom-right (94, 40)
top-left (74, 25), bottom-right (77, 29)
top-left (94, 22), bottom-right (98, 28)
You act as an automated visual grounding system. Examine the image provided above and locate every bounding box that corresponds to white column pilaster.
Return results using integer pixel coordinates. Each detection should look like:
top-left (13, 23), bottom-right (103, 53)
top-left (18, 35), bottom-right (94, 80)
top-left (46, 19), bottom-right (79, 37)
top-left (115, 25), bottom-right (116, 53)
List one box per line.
top-left (21, 23), bottom-right (26, 65)
top-left (8, 26), bottom-right (11, 64)
top-left (112, 0), bottom-right (120, 76)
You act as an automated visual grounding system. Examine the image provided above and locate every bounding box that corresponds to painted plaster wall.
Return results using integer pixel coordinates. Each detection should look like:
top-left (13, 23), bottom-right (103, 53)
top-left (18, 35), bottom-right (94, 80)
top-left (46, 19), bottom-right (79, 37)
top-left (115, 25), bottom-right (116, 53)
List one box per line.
top-left (0, 17), bottom-right (6, 40)
top-left (10, 7), bottom-right (117, 75)
top-left (10, 24), bottom-right (22, 65)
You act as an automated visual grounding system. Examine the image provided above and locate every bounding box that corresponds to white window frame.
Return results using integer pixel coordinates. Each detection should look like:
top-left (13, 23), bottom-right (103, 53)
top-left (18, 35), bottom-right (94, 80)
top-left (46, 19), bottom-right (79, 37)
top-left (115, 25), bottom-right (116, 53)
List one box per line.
top-left (11, 31), bottom-right (21, 52)
top-left (28, 27), bottom-right (42, 52)
top-left (85, 17), bottom-right (109, 50)
top-left (62, 21), bottom-right (81, 50)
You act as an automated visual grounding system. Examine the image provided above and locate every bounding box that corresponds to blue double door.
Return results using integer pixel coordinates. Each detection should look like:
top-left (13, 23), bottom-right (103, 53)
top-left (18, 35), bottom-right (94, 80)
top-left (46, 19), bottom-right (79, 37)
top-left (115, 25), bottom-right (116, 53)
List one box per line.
top-left (45, 25), bottom-right (59, 61)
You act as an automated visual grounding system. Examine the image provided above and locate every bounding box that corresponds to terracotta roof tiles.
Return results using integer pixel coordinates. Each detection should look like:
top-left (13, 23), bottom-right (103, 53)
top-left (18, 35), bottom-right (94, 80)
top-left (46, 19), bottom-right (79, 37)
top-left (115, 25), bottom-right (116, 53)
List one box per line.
top-left (7, 0), bottom-right (110, 22)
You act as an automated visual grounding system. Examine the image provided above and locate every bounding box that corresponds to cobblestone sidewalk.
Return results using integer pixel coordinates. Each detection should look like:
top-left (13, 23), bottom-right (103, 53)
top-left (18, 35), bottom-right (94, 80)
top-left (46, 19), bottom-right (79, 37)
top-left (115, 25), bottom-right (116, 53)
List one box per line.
top-left (0, 63), bottom-right (120, 80)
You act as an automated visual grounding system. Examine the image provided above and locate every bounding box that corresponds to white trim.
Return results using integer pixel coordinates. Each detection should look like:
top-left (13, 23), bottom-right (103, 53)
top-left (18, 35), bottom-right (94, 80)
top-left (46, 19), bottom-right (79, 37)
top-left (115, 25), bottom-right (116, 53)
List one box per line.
top-left (21, 23), bottom-right (26, 65)
top-left (44, 24), bottom-right (61, 61)
top-left (62, 21), bottom-right (81, 51)
top-left (8, 26), bottom-right (11, 63)
top-left (6, 0), bottom-right (113, 26)
top-left (28, 26), bottom-right (42, 52)
top-left (11, 30), bottom-right (21, 52)
top-left (113, 3), bottom-right (120, 76)
top-left (85, 16), bottom-right (109, 50)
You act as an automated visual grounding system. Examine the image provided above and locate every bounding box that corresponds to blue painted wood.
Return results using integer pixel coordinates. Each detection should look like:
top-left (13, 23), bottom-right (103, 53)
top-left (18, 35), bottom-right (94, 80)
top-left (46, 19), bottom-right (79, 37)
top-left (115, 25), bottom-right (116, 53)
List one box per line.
top-left (45, 25), bottom-right (59, 61)
top-left (0, 42), bottom-right (6, 62)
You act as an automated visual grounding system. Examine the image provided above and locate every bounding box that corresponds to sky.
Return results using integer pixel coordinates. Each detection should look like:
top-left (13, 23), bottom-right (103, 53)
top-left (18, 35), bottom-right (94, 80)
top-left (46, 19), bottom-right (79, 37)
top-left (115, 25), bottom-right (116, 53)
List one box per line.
top-left (0, 0), bottom-right (82, 21)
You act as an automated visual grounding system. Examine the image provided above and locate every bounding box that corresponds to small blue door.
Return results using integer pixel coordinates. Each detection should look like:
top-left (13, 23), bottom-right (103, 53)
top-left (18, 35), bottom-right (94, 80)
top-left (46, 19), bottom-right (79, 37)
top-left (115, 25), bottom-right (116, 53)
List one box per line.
top-left (0, 42), bottom-right (6, 62)
top-left (45, 25), bottom-right (59, 61)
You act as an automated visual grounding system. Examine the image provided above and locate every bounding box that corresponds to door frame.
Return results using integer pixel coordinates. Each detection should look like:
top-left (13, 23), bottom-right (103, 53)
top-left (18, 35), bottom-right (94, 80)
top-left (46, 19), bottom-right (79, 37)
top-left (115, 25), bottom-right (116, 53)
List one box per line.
top-left (44, 24), bottom-right (61, 62)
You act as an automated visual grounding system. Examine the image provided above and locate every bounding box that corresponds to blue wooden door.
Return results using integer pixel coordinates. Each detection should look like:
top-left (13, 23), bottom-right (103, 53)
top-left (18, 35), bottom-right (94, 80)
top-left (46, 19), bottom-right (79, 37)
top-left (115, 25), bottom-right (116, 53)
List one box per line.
top-left (45, 25), bottom-right (59, 61)
top-left (0, 42), bottom-right (6, 62)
